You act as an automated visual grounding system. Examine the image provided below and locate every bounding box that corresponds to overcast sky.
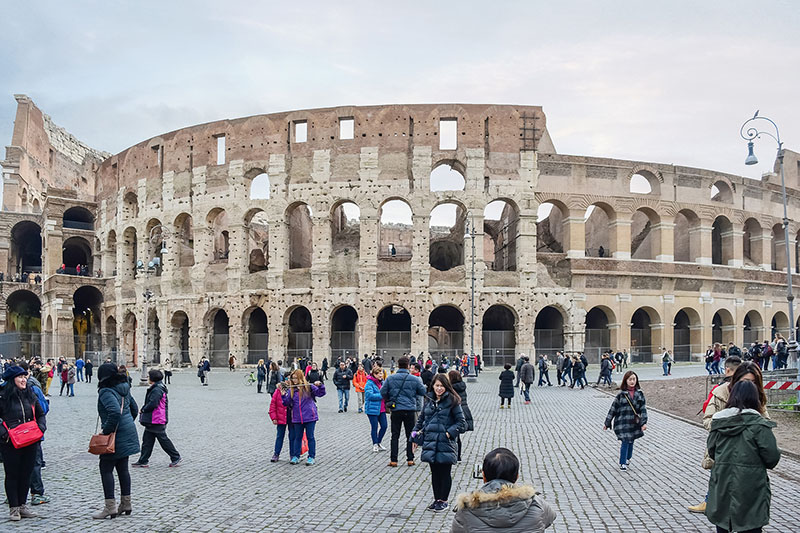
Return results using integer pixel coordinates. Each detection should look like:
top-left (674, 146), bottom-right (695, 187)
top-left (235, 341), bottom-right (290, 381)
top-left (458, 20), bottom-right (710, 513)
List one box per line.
top-left (2, 0), bottom-right (799, 197)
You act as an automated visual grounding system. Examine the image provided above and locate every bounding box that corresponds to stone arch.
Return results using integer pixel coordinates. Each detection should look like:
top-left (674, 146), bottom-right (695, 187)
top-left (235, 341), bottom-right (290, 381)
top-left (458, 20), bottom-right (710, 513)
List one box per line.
top-left (122, 191), bottom-right (139, 220)
top-left (483, 198), bottom-right (519, 271)
top-left (331, 305), bottom-right (359, 361)
top-left (429, 202), bottom-right (466, 271)
top-left (534, 305), bottom-right (565, 359)
top-left (585, 306), bottom-right (616, 362)
top-left (630, 306), bottom-right (661, 362)
top-left (244, 208), bottom-right (269, 272)
top-left (63, 206), bottom-right (95, 230)
top-left (207, 308), bottom-right (230, 366)
top-left (379, 198), bottom-right (413, 261)
top-left (674, 209), bottom-right (701, 263)
top-left (772, 311), bottom-right (789, 338)
top-left (32, 198), bottom-right (41, 214)
top-left (9, 221), bottom-right (42, 276)
top-left (287, 203), bottom-right (313, 269)
top-left (482, 304), bottom-right (517, 367)
top-left (428, 305), bottom-right (465, 357)
top-left (62, 236), bottom-right (93, 275)
top-left (5, 290), bottom-right (41, 360)
top-left (376, 304), bottom-right (411, 361)
top-left (673, 307), bottom-right (701, 361)
top-left (244, 306), bottom-right (268, 364)
top-left (743, 310), bottom-right (764, 346)
top-left (712, 308), bottom-right (735, 346)
top-left (173, 213), bottom-right (195, 267)
top-left (743, 218), bottom-right (763, 266)
top-left (286, 305), bottom-right (313, 363)
top-left (105, 315), bottom-right (117, 355)
top-left (710, 180), bottom-right (734, 203)
top-left (246, 168), bottom-right (271, 200)
top-left (170, 311), bottom-right (190, 364)
top-left (712, 215), bottom-right (734, 265)
top-left (145, 218), bottom-right (165, 272)
top-left (631, 207), bottom-right (660, 260)
top-left (121, 226), bottom-right (138, 280)
top-left (330, 200), bottom-right (360, 260)
top-left (430, 161), bottom-right (466, 192)
top-left (536, 200), bottom-right (568, 253)
top-left (206, 208), bottom-right (230, 263)
top-left (584, 202), bottom-right (616, 257)
top-left (627, 166), bottom-right (662, 195)
top-left (72, 285), bottom-right (103, 358)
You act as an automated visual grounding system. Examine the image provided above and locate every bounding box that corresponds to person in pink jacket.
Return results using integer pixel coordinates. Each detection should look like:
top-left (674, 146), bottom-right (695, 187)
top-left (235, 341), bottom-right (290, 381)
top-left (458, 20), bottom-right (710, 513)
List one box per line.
top-left (269, 382), bottom-right (296, 462)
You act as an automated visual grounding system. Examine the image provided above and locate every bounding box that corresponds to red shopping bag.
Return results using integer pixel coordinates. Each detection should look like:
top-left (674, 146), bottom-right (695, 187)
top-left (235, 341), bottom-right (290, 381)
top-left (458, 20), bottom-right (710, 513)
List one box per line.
top-left (301, 433), bottom-right (309, 455)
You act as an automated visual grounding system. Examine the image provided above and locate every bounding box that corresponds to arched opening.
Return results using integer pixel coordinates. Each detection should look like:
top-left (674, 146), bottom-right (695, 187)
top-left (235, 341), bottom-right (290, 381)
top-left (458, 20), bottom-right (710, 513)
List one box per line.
top-left (430, 163), bottom-right (465, 192)
top-left (32, 199), bottom-right (40, 213)
top-left (20, 188), bottom-right (28, 212)
top-left (710, 181), bottom-right (733, 203)
top-left (743, 310), bottom-right (764, 347)
top-left (122, 312), bottom-right (137, 367)
top-left (245, 210), bottom-right (269, 272)
top-left (631, 208), bottom-right (660, 260)
top-left (62, 236), bottom-right (93, 276)
top-left (145, 219), bottom-right (165, 274)
top-left (174, 213), bottom-right (195, 267)
top-left (534, 306), bottom-right (564, 360)
top-left (123, 192), bottom-right (139, 220)
top-left (73, 286), bottom-right (103, 359)
top-left (429, 203), bottom-right (465, 271)
top-left (585, 306), bottom-right (613, 363)
top-left (170, 311), bottom-right (190, 365)
top-left (249, 172), bottom-right (271, 200)
top-left (483, 200), bottom-right (519, 271)
top-left (331, 202), bottom-right (360, 259)
top-left (63, 206), bottom-right (95, 230)
top-left (771, 223), bottom-right (785, 271)
top-left (209, 309), bottom-right (230, 367)
top-left (712, 309), bottom-right (734, 346)
top-left (631, 307), bottom-right (659, 362)
top-left (712, 216), bottom-right (734, 265)
top-left (630, 171), bottom-right (659, 195)
top-left (3, 290), bottom-right (41, 359)
top-left (536, 202), bottom-right (565, 253)
top-left (331, 305), bottom-right (358, 361)
top-left (287, 204), bottom-right (313, 269)
top-left (743, 218), bottom-right (763, 266)
top-left (287, 306), bottom-right (313, 363)
top-left (379, 199), bottom-right (413, 261)
top-left (482, 304), bottom-right (516, 367)
top-left (584, 204), bottom-right (614, 258)
top-left (376, 305), bottom-right (411, 361)
top-left (105, 315), bottom-right (118, 356)
top-left (772, 311), bottom-right (789, 339)
top-left (207, 209), bottom-right (230, 263)
top-left (673, 308), bottom-right (701, 362)
top-left (246, 308), bottom-right (268, 364)
top-left (674, 209), bottom-right (700, 263)
top-left (121, 227), bottom-right (138, 280)
top-left (146, 308), bottom-right (161, 365)
top-left (428, 305), bottom-right (464, 358)
top-left (9, 221), bottom-right (42, 277)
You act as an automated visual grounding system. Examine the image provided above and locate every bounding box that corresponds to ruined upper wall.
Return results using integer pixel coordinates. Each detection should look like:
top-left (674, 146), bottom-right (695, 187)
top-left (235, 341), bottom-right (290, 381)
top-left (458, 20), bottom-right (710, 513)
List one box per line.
top-left (1, 95), bottom-right (108, 212)
top-left (95, 104), bottom-right (550, 200)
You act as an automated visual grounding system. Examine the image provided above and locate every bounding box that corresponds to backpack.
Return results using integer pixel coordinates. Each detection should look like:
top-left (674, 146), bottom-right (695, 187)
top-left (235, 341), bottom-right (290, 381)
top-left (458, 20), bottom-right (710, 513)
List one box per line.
top-left (701, 384), bottom-right (721, 414)
top-left (705, 353), bottom-right (714, 364)
top-left (777, 341), bottom-right (788, 356)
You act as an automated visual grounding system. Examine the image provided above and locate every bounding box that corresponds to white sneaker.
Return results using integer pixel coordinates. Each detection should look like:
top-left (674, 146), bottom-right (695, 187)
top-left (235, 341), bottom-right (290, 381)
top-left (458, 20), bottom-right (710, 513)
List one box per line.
top-left (620, 464), bottom-right (627, 471)
top-left (378, 443), bottom-right (387, 451)
top-left (372, 444), bottom-right (379, 452)
top-left (626, 459), bottom-right (630, 466)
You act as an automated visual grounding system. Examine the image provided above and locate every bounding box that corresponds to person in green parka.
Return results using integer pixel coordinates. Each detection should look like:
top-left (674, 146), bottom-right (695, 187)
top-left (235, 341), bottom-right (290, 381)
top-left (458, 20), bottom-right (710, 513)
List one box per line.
top-left (706, 379), bottom-right (780, 533)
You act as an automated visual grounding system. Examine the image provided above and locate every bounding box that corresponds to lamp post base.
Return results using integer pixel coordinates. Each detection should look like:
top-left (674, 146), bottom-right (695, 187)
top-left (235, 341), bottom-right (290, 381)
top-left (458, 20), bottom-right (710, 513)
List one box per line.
top-left (139, 364), bottom-right (149, 386)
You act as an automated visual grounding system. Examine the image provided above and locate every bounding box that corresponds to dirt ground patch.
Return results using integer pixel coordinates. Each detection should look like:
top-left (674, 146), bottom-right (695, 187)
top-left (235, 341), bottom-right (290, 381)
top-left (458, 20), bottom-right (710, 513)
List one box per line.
top-left (642, 376), bottom-right (800, 456)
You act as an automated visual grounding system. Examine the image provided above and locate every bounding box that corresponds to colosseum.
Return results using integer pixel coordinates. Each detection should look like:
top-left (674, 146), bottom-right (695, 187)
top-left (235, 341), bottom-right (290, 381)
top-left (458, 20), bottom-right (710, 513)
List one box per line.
top-left (2, 94), bottom-right (799, 368)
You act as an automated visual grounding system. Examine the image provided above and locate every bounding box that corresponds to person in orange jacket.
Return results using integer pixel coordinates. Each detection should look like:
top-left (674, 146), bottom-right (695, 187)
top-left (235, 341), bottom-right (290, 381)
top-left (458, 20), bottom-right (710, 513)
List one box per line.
top-left (353, 364), bottom-right (368, 414)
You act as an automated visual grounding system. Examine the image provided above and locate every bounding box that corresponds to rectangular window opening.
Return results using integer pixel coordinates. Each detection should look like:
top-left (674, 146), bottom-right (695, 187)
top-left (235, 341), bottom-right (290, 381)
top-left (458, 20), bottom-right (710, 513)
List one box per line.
top-left (339, 118), bottom-right (354, 140)
top-left (295, 121), bottom-right (308, 143)
top-left (216, 135), bottom-right (226, 165)
top-left (439, 118), bottom-right (457, 150)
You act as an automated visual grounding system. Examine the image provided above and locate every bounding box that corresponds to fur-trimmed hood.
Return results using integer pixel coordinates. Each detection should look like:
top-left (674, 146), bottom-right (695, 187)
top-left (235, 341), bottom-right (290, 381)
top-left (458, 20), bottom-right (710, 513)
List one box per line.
top-left (450, 480), bottom-right (556, 531)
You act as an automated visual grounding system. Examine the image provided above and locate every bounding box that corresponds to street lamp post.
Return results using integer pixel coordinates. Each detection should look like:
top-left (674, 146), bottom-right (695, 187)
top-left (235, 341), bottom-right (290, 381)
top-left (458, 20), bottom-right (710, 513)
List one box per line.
top-left (135, 223), bottom-right (171, 385)
top-left (740, 112), bottom-right (798, 372)
top-left (465, 214), bottom-right (477, 380)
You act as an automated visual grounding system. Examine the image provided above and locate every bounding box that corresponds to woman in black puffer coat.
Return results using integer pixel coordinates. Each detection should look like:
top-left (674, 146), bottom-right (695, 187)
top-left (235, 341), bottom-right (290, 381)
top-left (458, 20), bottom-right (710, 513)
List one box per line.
top-left (448, 371), bottom-right (473, 462)
top-left (412, 373), bottom-right (466, 513)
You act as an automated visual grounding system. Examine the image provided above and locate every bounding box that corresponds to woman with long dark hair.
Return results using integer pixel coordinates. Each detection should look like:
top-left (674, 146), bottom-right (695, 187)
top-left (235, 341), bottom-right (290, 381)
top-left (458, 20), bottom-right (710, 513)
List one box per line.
top-left (411, 373), bottom-right (466, 512)
top-left (603, 370), bottom-right (647, 471)
top-left (706, 380), bottom-right (780, 533)
top-left (267, 361), bottom-right (282, 395)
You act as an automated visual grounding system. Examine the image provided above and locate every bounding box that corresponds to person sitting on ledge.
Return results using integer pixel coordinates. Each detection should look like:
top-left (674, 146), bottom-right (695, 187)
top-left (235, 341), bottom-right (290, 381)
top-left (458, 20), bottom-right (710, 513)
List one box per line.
top-left (450, 447), bottom-right (556, 533)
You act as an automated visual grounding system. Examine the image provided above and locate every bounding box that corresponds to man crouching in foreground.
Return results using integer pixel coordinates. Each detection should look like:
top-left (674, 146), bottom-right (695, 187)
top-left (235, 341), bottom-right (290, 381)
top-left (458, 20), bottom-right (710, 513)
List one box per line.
top-left (450, 447), bottom-right (556, 532)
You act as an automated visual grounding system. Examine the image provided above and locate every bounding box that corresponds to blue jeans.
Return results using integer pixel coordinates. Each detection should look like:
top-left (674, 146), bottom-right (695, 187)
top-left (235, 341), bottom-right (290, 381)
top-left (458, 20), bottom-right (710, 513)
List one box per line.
top-left (561, 370), bottom-right (572, 386)
top-left (76, 368), bottom-right (84, 381)
top-left (522, 383), bottom-right (531, 401)
top-left (580, 370), bottom-right (588, 386)
top-left (274, 423), bottom-right (298, 456)
top-left (662, 362), bottom-right (669, 375)
top-left (368, 412), bottom-right (387, 444)
top-left (705, 361), bottom-right (712, 375)
top-left (68, 383), bottom-right (74, 396)
top-left (292, 421), bottom-right (316, 459)
top-left (710, 361), bottom-right (720, 374)
top-left (619, 440), bottom-right (634, 465)
top-left (337, 388), bottom-right (350, 410)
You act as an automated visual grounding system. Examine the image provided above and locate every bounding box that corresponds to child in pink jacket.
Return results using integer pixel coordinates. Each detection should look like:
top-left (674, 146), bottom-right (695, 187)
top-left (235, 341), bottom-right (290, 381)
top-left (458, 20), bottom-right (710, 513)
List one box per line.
top-left (269, 383), bottom-right (296, 462)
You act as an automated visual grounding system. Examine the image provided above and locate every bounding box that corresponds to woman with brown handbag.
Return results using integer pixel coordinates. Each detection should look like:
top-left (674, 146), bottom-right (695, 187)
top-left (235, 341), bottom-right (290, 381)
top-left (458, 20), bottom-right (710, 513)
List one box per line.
top-left (0, 365), bottom-right (47, 522)
top-left (93, 362), bottom-right (140, 519)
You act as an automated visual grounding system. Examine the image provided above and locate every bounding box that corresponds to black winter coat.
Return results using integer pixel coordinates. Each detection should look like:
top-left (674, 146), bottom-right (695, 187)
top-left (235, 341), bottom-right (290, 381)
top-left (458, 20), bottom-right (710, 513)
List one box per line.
top-left (420, 369), bottom-right (434, 387)
top-left (333, 368), bottom-right (353, 390)
top-left (0, 382), bottom-right (47, 443)
top-left (572, 361), bottom-right (584, 379)
top-left (451, 381), bottom-right (474, 431)
top-left (267, 370), bottom-right (281, 394)
top-left (498, 370), bottom-right (515, 399)
top-left (412, 392), bottom-right (466, 464)
top-left (98, 377), bottom-right (140, 459)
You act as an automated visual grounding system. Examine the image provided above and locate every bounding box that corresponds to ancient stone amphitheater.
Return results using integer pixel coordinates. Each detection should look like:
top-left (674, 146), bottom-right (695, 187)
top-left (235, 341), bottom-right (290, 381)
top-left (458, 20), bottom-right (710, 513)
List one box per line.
top-left (2, 95), bottom-right (799, 367)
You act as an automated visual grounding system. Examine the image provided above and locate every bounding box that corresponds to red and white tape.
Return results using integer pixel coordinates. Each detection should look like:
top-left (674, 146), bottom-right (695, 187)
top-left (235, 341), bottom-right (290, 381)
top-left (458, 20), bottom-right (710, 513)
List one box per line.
top-left (764, 380), bottom-right (800, 390)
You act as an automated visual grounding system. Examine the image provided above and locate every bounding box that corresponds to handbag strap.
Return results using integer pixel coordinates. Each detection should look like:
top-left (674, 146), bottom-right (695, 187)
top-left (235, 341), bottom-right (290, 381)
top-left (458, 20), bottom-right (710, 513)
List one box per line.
top-left (624, 392), bottom-right (639, 417)
top-left (390, 373), bottom-right (410, 405)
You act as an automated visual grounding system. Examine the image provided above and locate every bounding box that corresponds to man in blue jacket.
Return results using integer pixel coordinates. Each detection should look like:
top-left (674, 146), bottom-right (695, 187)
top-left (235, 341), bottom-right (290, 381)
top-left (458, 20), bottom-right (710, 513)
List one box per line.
top-left (381, 356), bottom-right (427, 467)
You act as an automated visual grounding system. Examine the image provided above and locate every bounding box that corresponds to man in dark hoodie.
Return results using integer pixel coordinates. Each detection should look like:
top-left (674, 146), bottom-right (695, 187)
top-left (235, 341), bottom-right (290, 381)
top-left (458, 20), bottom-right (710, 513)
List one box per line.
top-left (450, 448), bottom-right (555, 532)
top-left (132, 369), bottom-right (181, 468)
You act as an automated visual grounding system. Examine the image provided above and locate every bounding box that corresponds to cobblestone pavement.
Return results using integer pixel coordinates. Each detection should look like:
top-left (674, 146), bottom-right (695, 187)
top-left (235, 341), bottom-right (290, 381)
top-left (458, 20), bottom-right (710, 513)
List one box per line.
top-left (12, 364), bottom-right (800, 532)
